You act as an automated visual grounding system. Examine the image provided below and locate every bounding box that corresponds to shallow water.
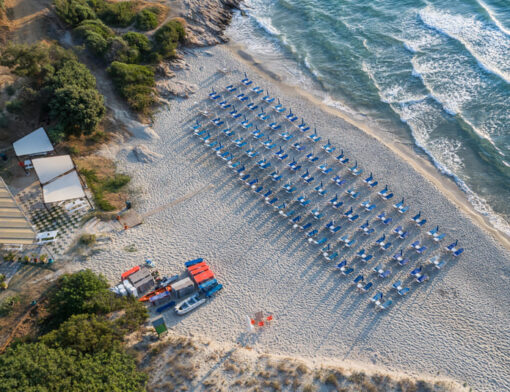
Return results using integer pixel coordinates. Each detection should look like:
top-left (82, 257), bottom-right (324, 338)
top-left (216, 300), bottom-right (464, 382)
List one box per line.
top-left (226, 0), bottom-right (510, 236)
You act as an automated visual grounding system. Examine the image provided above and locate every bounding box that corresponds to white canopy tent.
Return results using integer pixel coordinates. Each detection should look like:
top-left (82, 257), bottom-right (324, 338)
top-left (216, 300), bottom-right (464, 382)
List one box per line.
top-left (31, 155), bottom-right (89, 205)
top-left (13, 127), bottom-right (54, 157)
top-left (32, 155), bottom-right (75, 185)
top-left (42, 171), bottom-right (86, 204)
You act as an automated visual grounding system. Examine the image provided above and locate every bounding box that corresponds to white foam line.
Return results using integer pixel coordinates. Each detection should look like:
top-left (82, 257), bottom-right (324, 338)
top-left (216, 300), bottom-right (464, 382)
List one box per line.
top-left (478, 0), bottom-right (510, 37)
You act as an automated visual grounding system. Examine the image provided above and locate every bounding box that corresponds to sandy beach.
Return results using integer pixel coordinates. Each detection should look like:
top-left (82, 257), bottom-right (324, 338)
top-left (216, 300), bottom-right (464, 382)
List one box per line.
top-left (83, 44), bottom-right (510, 391)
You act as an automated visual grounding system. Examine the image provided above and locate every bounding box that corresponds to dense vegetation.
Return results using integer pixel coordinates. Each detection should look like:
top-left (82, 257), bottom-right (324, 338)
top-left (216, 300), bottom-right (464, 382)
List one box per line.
top-left (0, 43), bottom-right (105, 137)
top-left (80, 167), bottom-right (131, 210)
top-left (108, 61), bottom-right (155, 113)
top-left (135, 8), bottom-right (159, 31)
top-left (0, 270), bottom-right (148, 391)
top-left (53, 0), bottom-right (185, 113)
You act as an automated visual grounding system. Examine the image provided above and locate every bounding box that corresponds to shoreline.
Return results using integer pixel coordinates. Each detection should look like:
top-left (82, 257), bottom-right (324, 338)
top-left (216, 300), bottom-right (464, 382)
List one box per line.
top-left (225, 41), bottom-right (510, 252)
top-left (83, 43), bottom-right (510, 392)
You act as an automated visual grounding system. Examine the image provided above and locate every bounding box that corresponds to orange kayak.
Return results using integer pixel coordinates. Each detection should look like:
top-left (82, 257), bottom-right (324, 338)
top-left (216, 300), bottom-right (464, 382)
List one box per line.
top-left (138, 285), bottom-right (171, 302)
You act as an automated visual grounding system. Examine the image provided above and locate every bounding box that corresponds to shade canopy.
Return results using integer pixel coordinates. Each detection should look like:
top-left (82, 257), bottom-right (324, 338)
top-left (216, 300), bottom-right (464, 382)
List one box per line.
top-left (0, 177), bottom-right (35, 246)
top-left (42, 171), bottom-right (86, 203)
top-left (13, 128), bottom-right (54, 157)
top-left (32, 155), bottom-right (75, 184)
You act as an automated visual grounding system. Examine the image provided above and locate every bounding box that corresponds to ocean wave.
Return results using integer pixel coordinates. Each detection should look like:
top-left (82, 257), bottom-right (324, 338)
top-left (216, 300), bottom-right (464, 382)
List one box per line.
top-left (477, 0), bottom-right (510, 36)
top-left (418, 5), bottom-right (510, 84)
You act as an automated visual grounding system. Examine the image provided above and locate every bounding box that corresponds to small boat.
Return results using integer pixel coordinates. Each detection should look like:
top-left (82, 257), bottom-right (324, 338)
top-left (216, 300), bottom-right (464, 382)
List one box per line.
top-left (175, 294), bottom-right (206, 315)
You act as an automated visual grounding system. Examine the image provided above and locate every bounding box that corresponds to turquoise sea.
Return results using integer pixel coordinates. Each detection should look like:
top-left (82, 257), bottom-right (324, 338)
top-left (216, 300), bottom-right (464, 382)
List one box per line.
top-left (227, 0), bottom-right (510, 235)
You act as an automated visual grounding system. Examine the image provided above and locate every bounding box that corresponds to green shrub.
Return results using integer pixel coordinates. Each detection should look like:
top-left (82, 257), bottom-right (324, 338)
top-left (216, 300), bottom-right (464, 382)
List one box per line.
top-left (123, 31), bottom-right (152, 61)
top-left (107, 61), bottom-right (154, 86)
top-left (107, 61), bottom-right (154, 112)
top-left (79, 233), bottom-right (97, 246)
top-left (80, 168), bottom-right (130, 211)
top-left (5, 84), bottom-right (15, 96)
top-left (49, 86), bottom-right (105, 136)
top-left (0, 111), bottom-right (7, 128)
top-left (124, 84), bottom-right (155, 112)
top-left (74, 19), bottom-right (114, 56)
top-left (105, 36), bottom-right (139, 63)
top-left (40, 314), bottom-right (122, 354)
top-left (47, 59), bottom-right (97, 90)
top-left (153, 20), bottom-right (186, 58)
top-left (5, 99), bottom-right (23, 114)
top-left (54, 0), bottom-right (97, 26)
top-left (99, 1), bottom-right (136, 27)
top-left (47, 124), bottom-right (66, 144)
top-left (135, 8), bottom-right (158, 31)
top-left (0, 343), bottom-right (147, 391)
top-left (47, 269), bottom-right (110, 326)
top-left (0, 295), bottom-right (21, 317)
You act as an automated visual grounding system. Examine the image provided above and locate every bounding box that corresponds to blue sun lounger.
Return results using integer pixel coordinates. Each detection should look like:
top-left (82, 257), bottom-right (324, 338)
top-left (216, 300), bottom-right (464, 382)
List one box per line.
top-left (345, 189), bottom-right (359, 199)
top-left (393, 226), bottom-right (408, 240)
top-left (306, 229), bottom-right (318, 238)
top-left (308, 129), bottom-right (321, 143)
top-left (453, 248), bottom-right (464, 257)
top-left (245, 148), bottom-right (258, 158)
top-left (347, 213), bottom-right (359, 222)
top-left (324, 251), bottom-right (339, 261)
top-left (258, 109), bottom-right (270, 121)
top-left (335, 150), bottom-right (349, 165)
top-left (291, 215), bottom-right (302, 226)
top-left (306, 153), bottom-right (319, 162)
top-left (269, 122), bottom-right (281, 130)
top-left (318, 164), bottom-right (332, 174)
top-left (237, 93), bottom-right (249, 102)
top-left (297, 195), bottom-right (310, 207)
top-left (298, 119), bottom-right (310, 132)
top-left (286, 109), bottom-right (298, 122)
top-left (357, 249), bottom-right (373, 262)
top-left (270, 170), bottom-right (282, 181)
top-left (361, 200), bottom-right (377, 212)
top-left (280, 131), bottom-right (293, 141)
top-left (311, 208), bottom-right (324, 220)
top-left (314, 182), bottom-right (327, 196)
top-left (360, 281), bottom-right (373, 292)
top-left (266, 197), bottom-right (278, 206)
top-left (322, 139), bottom-right (336, 154)
top-left (274, 201), bottom-right (286, 211)
top-left (234, 164), bottom-right (245, 174)
top-left (359, 220), bottom-right (374, 236)
top-left (262, 189), bottom-right (273, 199)
top-left (288, 159), bottom-right (301, 171)
top-left (252, 86), bottom-right (263, 94)
top-left (371, 292), bottom-right (383, 305)
top-left (348, 161), bottom-right (363, 176)
top-left (247, 102), bottom-right (259, 111)
top-left (353, 274), bottom-right (364, 287)
top-left (329, 194), bottom-right (343, 209)
top-left (230, 106), bottom-right (242, 119)
top-left (262, 91), bottom-right (275, 103)
top-left (331, 175), bottom-right (346, 187)
top-left (293, 142), bottom-right (305, 151)
top-left (252, 128), bottom-right (264, 139)
top-left (220, 101), bottom-right (232, 110)
top-left (364, 172), bottom-right (378, 187)
top-left (273, 99), bottom-right (286, 113)
top-left (209, 89), bottom-right (221, 100)
top-left (282, 182), bottom-right (296, 193)
top-left (242, 72), bottom-right (252, 86)
top-left (226, 84), bottom-right (237, 92)
top-left (301, 170), bottom-right (314, 183)
top-left (336, 260), bottom-right (352, 274)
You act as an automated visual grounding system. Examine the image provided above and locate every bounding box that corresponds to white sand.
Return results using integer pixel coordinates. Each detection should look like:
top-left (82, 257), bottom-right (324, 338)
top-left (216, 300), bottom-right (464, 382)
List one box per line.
top-left (84, 45), bottom-right (510, 391)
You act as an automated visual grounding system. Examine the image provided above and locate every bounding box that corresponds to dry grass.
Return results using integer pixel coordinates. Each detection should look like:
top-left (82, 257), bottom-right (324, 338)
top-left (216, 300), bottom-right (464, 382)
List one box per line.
top-left (140, 331), bottom-right (467, 392)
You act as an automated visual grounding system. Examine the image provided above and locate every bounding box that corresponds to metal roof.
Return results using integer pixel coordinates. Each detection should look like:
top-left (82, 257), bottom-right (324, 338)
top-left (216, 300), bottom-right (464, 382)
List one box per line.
top-left (0, 177), bottom-right (35, 246)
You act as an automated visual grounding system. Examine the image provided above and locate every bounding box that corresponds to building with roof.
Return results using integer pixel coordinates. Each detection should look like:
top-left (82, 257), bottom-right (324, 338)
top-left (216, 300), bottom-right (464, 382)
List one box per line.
top-left (0, 177), bottom-right (36, 248)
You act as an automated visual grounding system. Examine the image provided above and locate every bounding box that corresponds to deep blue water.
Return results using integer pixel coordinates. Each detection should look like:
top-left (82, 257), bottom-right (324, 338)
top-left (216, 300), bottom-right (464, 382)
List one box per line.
top-left (227, 0), bottom-right (510, 235)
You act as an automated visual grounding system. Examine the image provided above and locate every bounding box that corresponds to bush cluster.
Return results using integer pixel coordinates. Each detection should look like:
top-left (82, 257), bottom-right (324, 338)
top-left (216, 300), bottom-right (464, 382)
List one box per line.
top-left (54, 0), bottom-right (186, 114)
top-left (0, 270), bottom-right (148, 391)
top-left (135, 8), bottom-right (158, 31)
top-left (108, 61), bottom-right (155, 113)
top-left (0, 43), bottom-right (105, 137)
